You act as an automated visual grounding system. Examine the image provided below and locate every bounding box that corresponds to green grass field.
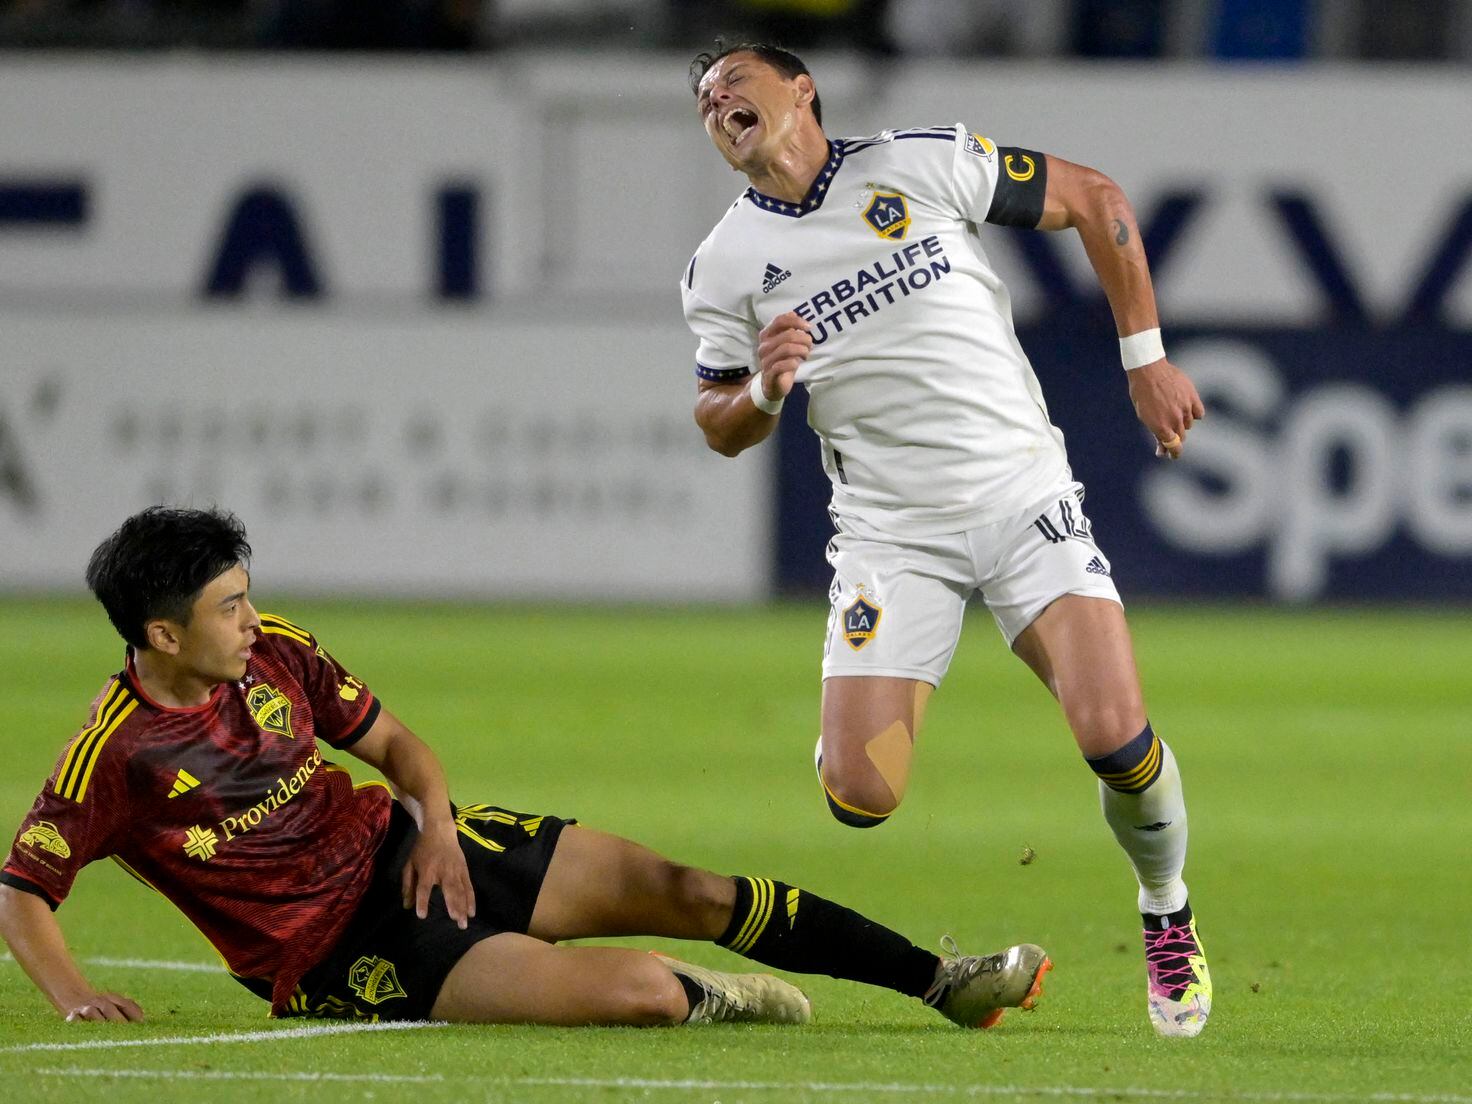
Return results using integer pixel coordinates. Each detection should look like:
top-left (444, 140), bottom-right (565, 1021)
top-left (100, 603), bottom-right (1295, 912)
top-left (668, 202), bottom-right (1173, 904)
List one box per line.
top-left (1, 598), bottom-right (1469, 1103)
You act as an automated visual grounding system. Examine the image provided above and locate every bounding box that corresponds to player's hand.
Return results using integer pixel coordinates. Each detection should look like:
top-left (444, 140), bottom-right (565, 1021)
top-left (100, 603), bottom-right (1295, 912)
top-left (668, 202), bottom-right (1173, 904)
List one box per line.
top-left (755, 311), bottom-right (812, 406)
top-left (402, 822), bottom-right (476, 930)
top-left (64, 992), bottom-right (144, 1023)
top-left (1127, 358), bottom-right (1205, 461)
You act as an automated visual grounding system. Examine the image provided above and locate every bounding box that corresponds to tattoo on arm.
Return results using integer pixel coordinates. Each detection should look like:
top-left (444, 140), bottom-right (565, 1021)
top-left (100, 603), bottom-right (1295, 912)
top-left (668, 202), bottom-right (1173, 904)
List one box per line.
top-left (1112, 218), bottom-right (1130, 246)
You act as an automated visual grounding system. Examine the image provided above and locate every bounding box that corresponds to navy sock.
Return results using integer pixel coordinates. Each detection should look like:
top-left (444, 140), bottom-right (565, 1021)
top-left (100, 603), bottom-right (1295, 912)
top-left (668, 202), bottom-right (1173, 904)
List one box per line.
top-left (1087, 723), bottom-right (1164, 793)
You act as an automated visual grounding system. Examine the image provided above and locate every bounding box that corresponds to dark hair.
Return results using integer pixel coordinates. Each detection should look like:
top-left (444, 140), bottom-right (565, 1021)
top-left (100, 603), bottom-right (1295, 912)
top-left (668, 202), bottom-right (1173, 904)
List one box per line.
top-left (689, 39), bottom-right (822, 127)
top-left (85, 506), bottom-right (252, 649)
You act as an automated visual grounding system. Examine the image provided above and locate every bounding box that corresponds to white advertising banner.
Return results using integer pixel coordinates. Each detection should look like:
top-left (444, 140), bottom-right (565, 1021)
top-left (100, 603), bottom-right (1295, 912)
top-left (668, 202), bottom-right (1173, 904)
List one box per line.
top-left (0, 314), bottom-right (769, 599)
top-left (1, 56), bottom-right (1468, 601)
top-left (1, 58), bottom-right (1467, 325)
top-left (867, 65), bottom-right (1472, 327)
top-left (0, 60), bottom-right (513, 301)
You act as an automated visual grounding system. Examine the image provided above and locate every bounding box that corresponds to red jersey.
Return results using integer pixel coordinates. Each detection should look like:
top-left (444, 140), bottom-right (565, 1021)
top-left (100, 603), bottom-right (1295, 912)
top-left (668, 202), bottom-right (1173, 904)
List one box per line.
top-left (1, 614), bottom-right (392, 1014)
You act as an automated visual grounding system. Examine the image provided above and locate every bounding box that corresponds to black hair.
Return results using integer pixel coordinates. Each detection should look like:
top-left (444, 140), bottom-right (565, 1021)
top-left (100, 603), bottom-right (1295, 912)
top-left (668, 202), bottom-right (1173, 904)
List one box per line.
top-left (85, 506), bottom-right (252, 650)
top-left (689, 39), bottom-right (823, 127)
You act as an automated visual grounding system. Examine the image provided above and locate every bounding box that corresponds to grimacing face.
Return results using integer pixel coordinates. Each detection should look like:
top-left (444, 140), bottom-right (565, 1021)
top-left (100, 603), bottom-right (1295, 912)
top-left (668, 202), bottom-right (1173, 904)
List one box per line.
top-left (696, 52), bottom-right (815, 173)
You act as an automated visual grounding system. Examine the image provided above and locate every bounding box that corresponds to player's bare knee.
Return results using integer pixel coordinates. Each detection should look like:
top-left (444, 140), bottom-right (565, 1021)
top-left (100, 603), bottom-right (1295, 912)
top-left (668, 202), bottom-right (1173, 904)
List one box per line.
top-left (818, 761), bottom-right (899, 829)
top-left (630, 957), bottom-right (691, 1025)
top-left (816, 711), bottom-right (915, 830)
top-left (1068, 702), bottom-right (1147, 758)
top-left (824, 765), bottom-right (899, 815)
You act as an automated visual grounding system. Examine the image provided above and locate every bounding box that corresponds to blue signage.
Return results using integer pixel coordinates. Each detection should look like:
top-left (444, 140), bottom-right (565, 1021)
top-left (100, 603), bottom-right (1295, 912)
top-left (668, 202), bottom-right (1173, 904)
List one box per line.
top-left (775, 316), bottom-right (1472, 601)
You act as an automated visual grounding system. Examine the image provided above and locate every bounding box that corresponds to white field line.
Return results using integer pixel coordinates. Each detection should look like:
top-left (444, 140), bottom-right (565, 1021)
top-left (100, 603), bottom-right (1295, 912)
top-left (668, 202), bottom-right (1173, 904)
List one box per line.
top-left (2, 971), bottom-right (1463, 1104)
top-left (0, 1020), bottom-right (446, 1054)
top-left (1, 952), bottom-right (218, 973)
top-left (77, 955), bottom-right (220, 973)
top-left (502, 1078), bottom-right (1472, 1104)
top-left (35, 1066), bottom-right (443, 1084)
top-left (21, 1069), bottom-right (1470, 1104)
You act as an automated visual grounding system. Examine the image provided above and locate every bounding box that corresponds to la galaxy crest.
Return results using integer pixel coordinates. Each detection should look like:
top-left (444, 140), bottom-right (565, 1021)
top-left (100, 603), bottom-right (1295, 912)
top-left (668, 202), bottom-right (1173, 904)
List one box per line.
top-left (842, 593), bottom-right (882, 650)
top-left (247, 682), bottom-right (294, 739)
top-left (862, 190), bottom-right (910, 241)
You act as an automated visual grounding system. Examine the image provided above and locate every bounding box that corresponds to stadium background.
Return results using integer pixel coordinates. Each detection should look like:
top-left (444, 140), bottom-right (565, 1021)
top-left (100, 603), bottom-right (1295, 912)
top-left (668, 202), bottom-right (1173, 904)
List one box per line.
top-left (1, 2), bottom-right (1470, 1101)
top-left (3, 0), bottom-right (1470, 603)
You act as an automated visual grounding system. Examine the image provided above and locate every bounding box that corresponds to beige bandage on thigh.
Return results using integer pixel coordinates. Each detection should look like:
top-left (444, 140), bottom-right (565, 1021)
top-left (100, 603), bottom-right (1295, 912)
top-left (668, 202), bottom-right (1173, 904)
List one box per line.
top-left (863, 683), bottom-right (932, 803)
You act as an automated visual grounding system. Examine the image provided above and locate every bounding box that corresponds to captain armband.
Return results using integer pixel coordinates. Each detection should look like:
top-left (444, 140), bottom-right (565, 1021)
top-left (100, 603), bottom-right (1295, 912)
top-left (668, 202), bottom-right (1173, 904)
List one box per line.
top-left (983, 148), bottom-right (1049, 229)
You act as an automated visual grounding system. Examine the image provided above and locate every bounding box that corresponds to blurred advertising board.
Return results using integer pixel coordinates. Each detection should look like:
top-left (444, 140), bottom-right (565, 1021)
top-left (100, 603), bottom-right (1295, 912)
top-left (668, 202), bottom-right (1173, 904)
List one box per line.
top-left (768, 69), bottom-right (1472, 601)
top-left (2, 60), bottom-right (1466, 329)
top-left (0, 58), bottom-right (1467, 600)
top-left (777, 317), bottom-right (1472, 601)
top-left (0, 315), bottom-right (769, 600)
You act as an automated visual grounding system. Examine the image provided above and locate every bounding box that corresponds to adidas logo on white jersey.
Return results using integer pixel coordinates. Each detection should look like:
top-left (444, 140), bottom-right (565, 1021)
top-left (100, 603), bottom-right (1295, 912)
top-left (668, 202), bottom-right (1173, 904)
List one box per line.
top-left (762, 263), bottom-right (792, 293)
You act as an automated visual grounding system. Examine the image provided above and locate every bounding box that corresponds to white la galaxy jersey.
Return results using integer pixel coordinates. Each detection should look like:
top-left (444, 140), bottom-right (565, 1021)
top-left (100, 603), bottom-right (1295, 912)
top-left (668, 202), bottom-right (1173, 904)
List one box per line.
top-left (681, 123), bottom-right (1072, 538)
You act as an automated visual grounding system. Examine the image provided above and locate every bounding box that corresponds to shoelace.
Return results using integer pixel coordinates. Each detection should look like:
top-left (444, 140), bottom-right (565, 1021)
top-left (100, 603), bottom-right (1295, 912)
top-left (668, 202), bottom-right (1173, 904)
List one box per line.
top-left (923, 934), bottom-right (991, 1006)
top-left (712, 977), bottom-right (759, 1021)
top-left (1143, 925), bottom-right (1200, 996)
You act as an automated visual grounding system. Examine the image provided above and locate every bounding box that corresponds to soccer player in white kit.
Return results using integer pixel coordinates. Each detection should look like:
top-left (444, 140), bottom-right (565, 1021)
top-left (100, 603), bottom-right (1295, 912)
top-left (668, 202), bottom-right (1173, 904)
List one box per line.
top-left (682, 42), bottom-right (1212, 1038)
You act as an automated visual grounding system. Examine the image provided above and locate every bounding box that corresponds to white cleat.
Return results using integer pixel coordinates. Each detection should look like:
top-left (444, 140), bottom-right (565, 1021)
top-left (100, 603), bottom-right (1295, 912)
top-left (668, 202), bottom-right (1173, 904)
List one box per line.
top-left (654, 954), bottom-right (812, 1025)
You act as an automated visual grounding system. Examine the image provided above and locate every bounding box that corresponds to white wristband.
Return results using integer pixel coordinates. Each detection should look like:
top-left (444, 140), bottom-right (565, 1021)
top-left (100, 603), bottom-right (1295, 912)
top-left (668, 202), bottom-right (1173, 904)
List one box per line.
top-left (748, 372), bottom-right (785, 415)
top-left (1119, 328), bottom-right (1166, 371)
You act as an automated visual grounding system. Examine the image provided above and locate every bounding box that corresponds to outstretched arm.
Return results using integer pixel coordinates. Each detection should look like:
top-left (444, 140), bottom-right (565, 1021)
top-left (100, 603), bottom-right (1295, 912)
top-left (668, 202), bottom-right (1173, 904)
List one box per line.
top-left (1037, 154), bottom-right (1204, 459)
top-left (346, 709), bottom-right (475, 930)
top-left (694, 311), bottom-right (813, 457)
top-left (0, 884), bottom-right (144, 1022)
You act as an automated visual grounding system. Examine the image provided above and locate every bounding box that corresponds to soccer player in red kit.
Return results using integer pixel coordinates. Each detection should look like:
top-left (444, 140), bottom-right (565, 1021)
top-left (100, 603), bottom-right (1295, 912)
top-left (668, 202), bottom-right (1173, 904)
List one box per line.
top-left (1, 506), bottom-right (1052, 1028)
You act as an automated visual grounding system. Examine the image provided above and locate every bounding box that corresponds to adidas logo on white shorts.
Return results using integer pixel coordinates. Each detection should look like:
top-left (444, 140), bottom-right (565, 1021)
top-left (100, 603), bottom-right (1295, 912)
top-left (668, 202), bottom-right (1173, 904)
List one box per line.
top-left (1085, 556), bottom-right (1111, 577)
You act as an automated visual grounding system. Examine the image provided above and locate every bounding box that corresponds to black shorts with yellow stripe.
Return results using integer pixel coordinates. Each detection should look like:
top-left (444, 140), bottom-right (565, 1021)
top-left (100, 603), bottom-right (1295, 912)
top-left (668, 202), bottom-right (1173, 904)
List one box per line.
top-left (278, 799), bottom-right (573, 1021)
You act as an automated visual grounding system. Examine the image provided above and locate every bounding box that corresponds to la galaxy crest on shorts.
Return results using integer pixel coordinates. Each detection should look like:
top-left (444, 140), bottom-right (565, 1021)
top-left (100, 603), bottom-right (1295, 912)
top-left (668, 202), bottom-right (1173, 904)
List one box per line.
top-left (842, 593), bottom-right (882, 649)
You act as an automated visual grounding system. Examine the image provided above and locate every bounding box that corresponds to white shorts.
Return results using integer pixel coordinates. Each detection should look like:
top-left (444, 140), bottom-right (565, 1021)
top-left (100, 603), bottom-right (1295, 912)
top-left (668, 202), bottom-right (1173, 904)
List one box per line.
top-left (821, 481), bottom-right (1122, 685)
